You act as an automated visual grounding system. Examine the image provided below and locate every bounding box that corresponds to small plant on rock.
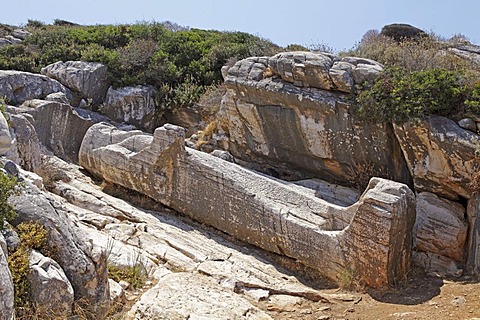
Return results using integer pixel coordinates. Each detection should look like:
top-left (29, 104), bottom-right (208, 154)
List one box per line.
top-left (107, 251), bottom-right (147, 290)
top-left (7, 221), bottom-right (48, 314)
top-left (0, 168), bottom-right (22, 230)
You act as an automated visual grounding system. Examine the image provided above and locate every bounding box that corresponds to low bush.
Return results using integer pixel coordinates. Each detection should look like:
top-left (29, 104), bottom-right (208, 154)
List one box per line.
top-left (0, 21), bottom-right (281, 116)
top-left (357, 67), bottom-right (480, 123)
top-left (0, 169), bottom-right (21, 230)
top-left (7, 221), bottom-right (48, 313)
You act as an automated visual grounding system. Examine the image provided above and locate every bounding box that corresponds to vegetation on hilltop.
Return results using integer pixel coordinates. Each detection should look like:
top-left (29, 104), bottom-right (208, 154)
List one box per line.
top-left (0, 20), bottom-right (281, 113)
top-left (1, 20), bottom-right (479, 123)
top-left (346, 28), bottom-right (480, 122)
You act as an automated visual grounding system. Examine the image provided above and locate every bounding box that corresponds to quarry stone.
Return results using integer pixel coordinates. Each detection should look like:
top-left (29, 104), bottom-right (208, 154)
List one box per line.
top-left (0, 70), bottom-right (72, 105)
top-left (80, 122), bottom-right (416, 288)
top-left (41, 61), bottom-right (110, 106)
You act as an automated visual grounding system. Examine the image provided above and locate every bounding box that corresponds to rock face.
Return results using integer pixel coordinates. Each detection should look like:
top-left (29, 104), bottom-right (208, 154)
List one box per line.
top-left (0, 70), bottom-right (72, 105)
top-left (217, 54), bottom-right (410, 187)
top-left (7, 113), bottom-right (43, 172)
top-left (10, 179), bottom-right (110, 318)
top-left (267, 52), bottom-right (383, 93)
top-left (413, 192), bottom-right (468, 276)
top-left (394, 116), bottom-right (480, 201)
top-left (0, 233), bottom-right (14, 320)
top-left (0, 111), bottom-right (12, 156)
top-left (467, 193), bottom-right (480, 274)
top-left (101, 86), bottom-right (156, 132)
top-left (22, 154), bottom-right (361, 320)
top-left (13, 100), bottom-right (109, 163)
top-left (41, 61), bottom-right (110, 106)
top-left (80, 122), bottom-right (416, 288)
top-left (28, 250), bottom-right (74, 316)
top-left (127, 272), bottom-right (272, 319)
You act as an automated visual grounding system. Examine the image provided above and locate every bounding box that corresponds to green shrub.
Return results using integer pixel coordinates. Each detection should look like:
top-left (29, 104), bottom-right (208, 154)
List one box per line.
top-left (357, 67), bottom-right (479, 123)
top-left (7, 222), bottom-right (48, 311)
top-left (0, 169), bottom-right (21, 230)
top-left (346, 30), bottom-right (476, 73)
top-left (1, 20), bottom-right (281, 115)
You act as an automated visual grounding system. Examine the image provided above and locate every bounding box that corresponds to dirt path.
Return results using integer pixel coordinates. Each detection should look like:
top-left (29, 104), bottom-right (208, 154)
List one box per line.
top-left (260, 273), bottom-right (480, 320)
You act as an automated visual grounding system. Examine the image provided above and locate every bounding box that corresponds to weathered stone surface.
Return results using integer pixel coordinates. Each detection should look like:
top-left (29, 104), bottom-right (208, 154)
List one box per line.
top-left (449, 45), bottom-right (480, 66)
top-left (0, 233), bottom-right (14, 320)
top-left (330, 57), bottom-right (383, 92)
top-left (108, 279), bottom-right (125, 303)
top-left (413, 192), bottom-right (468, 276)
top-left (12, 28), bottom-right (30, 40)
top-left (101, 86), bottom-right (156, 132)
top-left (80, 122), bottom-right (416, 288)
top-left (0, 35), bottom-right (22, 47)
top-left (0, 111), bottom-right (12, 156)
top-left (466, 193), bottom-right (480, 275)
top-left (28, 250), bottom-right (74, 316)
top-left (127, 273), bottom-right (272, 320)
top-left (10, 178), bottom-right (110, 318)
top-left (458, 118), bottom-right (478, 133)
top-left (293, 178), bottom-right (361, 207)
top-left (0, 70), bottom-right (72, 105)
top-left (8, 113), bottom-right (43, 171)
top-left (45, 91), bottom-right (70, 104)
top-left (1, 226), bottom-right (20, 253)
top-left (15, 100), bottom-right (109, 163)
top-left (221, 58), bottom-right (409, 187)
top-left (41, 61), bottom-right (109, 106)
top-left (394, 116), bottom-right (480, 200)
top-left (268, 51), bottom-right (335, 90)
top-left (27, 152), bottom-right (365, 319)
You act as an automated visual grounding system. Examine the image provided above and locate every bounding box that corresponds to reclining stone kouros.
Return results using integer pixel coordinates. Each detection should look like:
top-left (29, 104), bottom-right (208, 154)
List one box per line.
top-left (79, 122), bottom-right (416, 288)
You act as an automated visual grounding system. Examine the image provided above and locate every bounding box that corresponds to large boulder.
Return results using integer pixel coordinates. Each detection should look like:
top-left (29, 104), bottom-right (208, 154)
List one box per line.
top-left (0, 111), bottom-right (12, 156)
top-left (15, 100), bottom-right (109, 163)
top-left (28, 250), bottom-right (74, 317)
top-left (9, 178), bottom-right (110, 318)
top-left (7, 113), bottom-right (43, 172)
top-left (219, 55), bottom-right (409, 188)
top-left (264, 52), bottom-right (383, 93)
top-left (467, 193), bottom-right (480, 274)
top-left (101, 86), bottom-right (156, 132)
top-left (394, 116), bottom-right (480, 200)
top-left (380, 23), bottom-right (427, 41)
top-left (41, 61), bottom-right (110, 106)
top-left (0, 233), bottom-right (14, 320)
top-left (0, 70), bottom-right (72, 105)
top-left (413, 192), bottom-right (468, 276)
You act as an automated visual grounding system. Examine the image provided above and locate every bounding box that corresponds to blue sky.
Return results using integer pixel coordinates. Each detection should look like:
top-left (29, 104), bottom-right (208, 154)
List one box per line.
top-left (2, 0), bottom-right (479, 51)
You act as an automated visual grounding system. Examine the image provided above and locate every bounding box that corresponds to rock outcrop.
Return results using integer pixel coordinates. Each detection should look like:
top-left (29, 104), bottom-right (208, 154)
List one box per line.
top-left (24, 153), bottom-right (363, 320)
top-left (101, 85), bottom-right (156, 132)
top-left (80, 122), bottom-right (416, 288)
top-left (10, 100), bottom-right (109, 163)
top-left (467, 193), bottom-right (480, 274)
top-left (0, 111), bottom-right (12, 156)
top-left (127, 272), bottom-right (272, 319)
top-left (0, 233), bottom-right (14, 320)
top-left (0, 70), bottom-right (72, 105)
top-left (394, 116), bottom-right (480, 201)
top-left (217, 53), bottom-right (411, 187)
top-left (41, 61), bottom-right (110, 106)
top-left (28, 250), bottom-right (75, 316)
top-left (10, 178), bottom-right (110, 318)
top-left (413, 192), bottom-right (468, 276)
top-left (215, 51), bottom-right (480, 276)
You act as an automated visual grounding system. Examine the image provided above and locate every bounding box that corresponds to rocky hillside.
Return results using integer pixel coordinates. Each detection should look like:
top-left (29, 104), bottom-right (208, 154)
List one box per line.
top-left (0, 22), bottom-right (479, 319)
